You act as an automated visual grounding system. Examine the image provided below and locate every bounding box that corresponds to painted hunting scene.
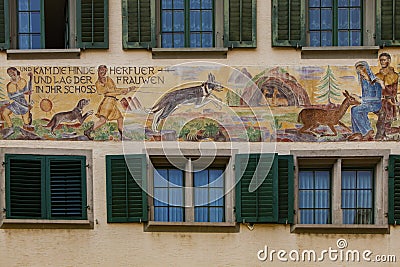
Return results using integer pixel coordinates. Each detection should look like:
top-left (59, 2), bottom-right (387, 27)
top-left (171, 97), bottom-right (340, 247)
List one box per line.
top-left (0, 53), bottom-right (399, 142)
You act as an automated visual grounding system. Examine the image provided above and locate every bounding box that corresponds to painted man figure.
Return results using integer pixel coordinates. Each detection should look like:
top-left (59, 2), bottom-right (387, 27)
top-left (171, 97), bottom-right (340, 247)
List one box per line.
top-left (375, 53), bottom-right (399, 140)
top-left (84, 65), bottom-right (136, 140)
top-left (3, 67), bottom-right (34, 132)
top-left (348, 61), bottom-right (383, 141)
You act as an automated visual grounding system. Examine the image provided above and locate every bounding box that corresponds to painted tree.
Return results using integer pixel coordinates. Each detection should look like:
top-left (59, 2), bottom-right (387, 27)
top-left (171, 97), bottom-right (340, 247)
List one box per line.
top-left (316, 66), bottom-right (341, 104)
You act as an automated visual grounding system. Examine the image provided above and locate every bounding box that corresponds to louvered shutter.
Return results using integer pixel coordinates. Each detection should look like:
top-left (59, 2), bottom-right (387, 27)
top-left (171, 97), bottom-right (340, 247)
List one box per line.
top-left (77, 0), bottom-right (109, 48)
top-left (376, 0), bottom-right (400, 46)
top-left (6, 155), bottom-right (44, 219)
top-left (389, 155), bottom-right (400, 225)
top-left (271, 0), bottom-right (305, 47)
top-left (235, 154), bottom-right (278, 223)
top-left (122, 0), bottom-right (154, 49)
top-left (48, 156), bottom-right (87, 220)
top-left (277, 155), bottom-right (294, 224)
top-left (106, 155), bottom-right (148, 222)
top-left (0, 0), bottom-right (9, 49)
top-left (224, 0), bottom-right (256, 48)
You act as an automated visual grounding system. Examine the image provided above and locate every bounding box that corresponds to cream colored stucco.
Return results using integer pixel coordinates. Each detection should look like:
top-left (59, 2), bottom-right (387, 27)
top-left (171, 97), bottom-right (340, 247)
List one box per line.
top-left (0, 1), bottom-right (400, 266)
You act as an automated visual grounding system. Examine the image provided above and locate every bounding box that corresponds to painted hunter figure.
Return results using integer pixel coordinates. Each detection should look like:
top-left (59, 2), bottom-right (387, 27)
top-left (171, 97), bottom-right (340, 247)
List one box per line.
top-left (84, 65), bottom-right (137, 140)
top-left (2, 67), bottom-right (34, 136)
top-left (348, 61), bottom-right (384, 141)
top-left (375, 53), bottom-right (399, 140)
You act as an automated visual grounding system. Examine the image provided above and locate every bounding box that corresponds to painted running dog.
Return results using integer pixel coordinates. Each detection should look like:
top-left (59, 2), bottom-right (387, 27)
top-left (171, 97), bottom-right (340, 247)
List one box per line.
top-left (148, 73), bottom-right (223, 132)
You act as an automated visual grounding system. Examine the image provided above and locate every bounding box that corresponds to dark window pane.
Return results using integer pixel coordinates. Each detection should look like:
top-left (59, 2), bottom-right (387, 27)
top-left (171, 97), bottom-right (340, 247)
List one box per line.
top-left (195, 207), bottom-right (208, 222)
top-left (300, 210), bottom-right (314, 224)
top-left (315, 171), bottom-right (330, 189)
top-left (321, 31), bottom-right (332, 46)
top-left (169, 207), bottom-right (183, 222)
top-left (174, 10), bottom-right (185, 31)
top-left (18, 34), bottom-right (30, 49)
top-left (190, 10), bottom-right (201, 31)
top-left (310, 32), bottom-right (321, 46)
top-left (343, 209), bottom-right (356, 224)
top-left (315, 190), bottom-right (330, 208)
top-left (342, 171), bottom-right (356, 189)
top-left (202, 10), bottom-right (213, 31)
top-left (299, 171), bottom-right (314, 189)
top-left (321, 0), bottom-right (332, 7)
top-left (194, 170), bottom-right (208, 187)
top-left (309, 9), bottom-right (321, 30)
top-left (321, 9), bottom-right (332, 30)
top-left (350, 8), bottom-right (361, 29)
top-left (338, 31), bottom-right (349, 46)
top-left (18, 12), bottom-right (30, 33)
top-left (31, 34), bottom-right (41, 48)
top-left (161, 0), bottom-right (172, 9)
top-left (202, 0), bottom-right (213, 9)
top-left (315, 210), bottom-right (330, 224)
top-left (169, 169), bottom-right (183, 186)
top-left (18, 0), bottom-right (29, 11)
top-left (174, 0), bottom-right (184, 9)
top-left (338, 8), bottom-right (349, 29)
top-left (31, 12), bottom-right (41, 32)
top-left (357, 171), bottom-right (372, 188)
top-left (356, 190), bottom-right (372, 208)
top-left (350, 0), bottom-right (360, 6)
top-left (30, 0), bottom-right (41, 10)
top-left (194, 188), bottom-right (208, 206)
top-left (201, 33), bottom-right (213, 47)
top-left (342, 190), bottom-right (356, 208)
top-left (154, 207), bottom-right (168, 221)
top-left (173, 33), bottom-right (184, 47)
top-left (338, 0), bottom-right (348, 7)
top-left (161, 11), bottom-right (173, 31)
top-left (209, 169), bottom-right (223, 187)
top-left (309, 0), bottom-right (320, 8)
top-left (162, 34), bottom-right (173, 48)
top-left (190, 0), bottom-right (200, 9)
top-left (209, 207), bottom-right (223, 222)
top-left (299, 190), bottom-right (314, 208)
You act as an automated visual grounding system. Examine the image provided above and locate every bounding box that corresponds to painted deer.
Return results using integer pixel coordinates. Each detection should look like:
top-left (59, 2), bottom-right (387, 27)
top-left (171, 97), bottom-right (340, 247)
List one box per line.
top-left (297, 90), bottom-right (361, 136)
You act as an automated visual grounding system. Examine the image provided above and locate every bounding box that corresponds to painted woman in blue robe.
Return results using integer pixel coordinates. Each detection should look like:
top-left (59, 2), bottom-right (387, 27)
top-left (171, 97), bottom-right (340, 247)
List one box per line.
top-left (348, 61), bottom-right (384, 141)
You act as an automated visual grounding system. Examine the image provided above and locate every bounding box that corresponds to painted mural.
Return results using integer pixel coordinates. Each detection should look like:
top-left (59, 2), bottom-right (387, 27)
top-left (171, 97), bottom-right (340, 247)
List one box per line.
top-left (1, 53), bottom-right (399, 142)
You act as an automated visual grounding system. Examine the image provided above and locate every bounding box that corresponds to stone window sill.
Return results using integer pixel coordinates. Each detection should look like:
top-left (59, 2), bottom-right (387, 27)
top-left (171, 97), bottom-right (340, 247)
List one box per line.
top-left (151, 47), bottom-right (228, 59)
top-left (0, 219), bottom-right (93, 229)
top-left (301, 46), bottom-right (379, 59)
top-left (291, 224), bottom-right (389, 234)
top-left (7, 48), bottom-right (81, 60)
top-left (144, 221), bottom-right (239, 233)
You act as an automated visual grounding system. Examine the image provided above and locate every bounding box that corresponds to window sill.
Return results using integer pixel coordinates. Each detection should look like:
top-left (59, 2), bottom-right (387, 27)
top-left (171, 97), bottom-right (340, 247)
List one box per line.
top-left (151, 47), bottom-right (228, 59)
top-left (0, 219), bottom-right (93, 229)
top-left (291, 224), bottom-right (389, 234)
top-left (144, 221), bottom-right (239, 233)
top-left (301, 46), bottom-right (379, 59)
top-left (6, 48), bottom-right (81, 60)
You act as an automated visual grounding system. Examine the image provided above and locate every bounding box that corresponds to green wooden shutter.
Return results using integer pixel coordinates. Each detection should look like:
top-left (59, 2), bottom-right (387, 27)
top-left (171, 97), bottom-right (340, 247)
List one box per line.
top-left (389, 155), bottom-right (400, 225)
top-left (106, 155), bottom-right (148, 222)
top-left (277, 155), bottom-right (294, 224)
top-left (235, 154), bottom-right (278, 223)
top-left (48, 156), bottom-right (87, 220)
top-left (376, 0), bottom-right (400, 46)
top-left (77, 0), bottom-right (109, 49)
top-left (272, 0), bottom-right (305, 47)
top-left (5, 155), bottom-right (44, 219)
top-left (224, 0), bottom-right (256, 48)
top-left (122, 0), bottom-right (154, 49)
top-left (0, 0), bottom-right (9, 49)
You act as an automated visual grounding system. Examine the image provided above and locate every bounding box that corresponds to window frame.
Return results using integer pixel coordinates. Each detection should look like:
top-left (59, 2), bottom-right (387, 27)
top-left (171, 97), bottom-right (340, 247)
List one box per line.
top-left (148, 156), bottom-right (230, 223)
top-left (298, 168), bottom-right (332, 224)
top-left (291, 149), bottom-right (389, 234)
top-left (307, 0), bottom-right (364, 47)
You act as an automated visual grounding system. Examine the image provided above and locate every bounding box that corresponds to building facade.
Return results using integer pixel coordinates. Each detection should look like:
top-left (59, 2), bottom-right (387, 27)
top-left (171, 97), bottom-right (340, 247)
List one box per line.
top-left (0, 0), bottom-right (400, 266)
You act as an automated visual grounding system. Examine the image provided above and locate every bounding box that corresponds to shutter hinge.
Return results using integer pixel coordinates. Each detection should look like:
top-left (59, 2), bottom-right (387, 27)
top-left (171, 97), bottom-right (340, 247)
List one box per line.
top-left (86, 164), bottom-right (90, 168)
top-left (2, 208), bottom-right (6, 212)
top-left (86, 205), bottom-right (91, 210)
top-left (285, 219), bottom-right (288, 225)
top-left (2, 162), bottom-right (6, 167)
top-left (385, 166), bottom-right (388, 171)
top-left (140, 218), bottom-right (142, 223)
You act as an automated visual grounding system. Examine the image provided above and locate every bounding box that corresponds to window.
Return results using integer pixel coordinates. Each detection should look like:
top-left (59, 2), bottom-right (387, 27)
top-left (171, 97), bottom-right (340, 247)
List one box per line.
top-left (272, 0), bottom-right (400, 47)
top-left (341, 168), bottom-right (373, 224)
top-left (122, 0), bottom-right (256, 49)
top-left (298, 169), bottom-right (331, 224)
top-left (106, 153), bottom-right (294, 231)
top-left (0, 0), bottom-right (108, 50)
top-left (160, 0), bottom-right (214, 48)
top-left (308, 0), bottom-right (362, 46)
top-left (151, 156), bottom-right (226, 223)
top-left (5, 154), bottom-right (87, 220)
